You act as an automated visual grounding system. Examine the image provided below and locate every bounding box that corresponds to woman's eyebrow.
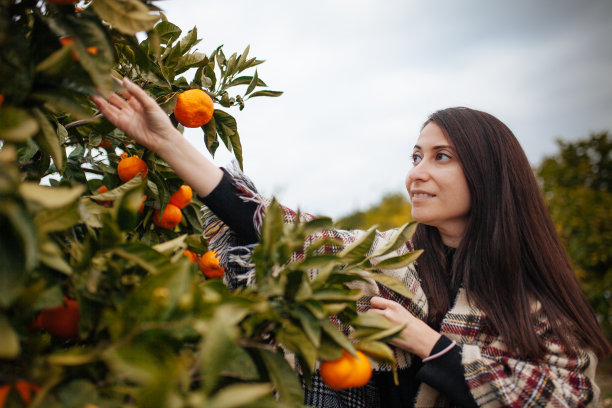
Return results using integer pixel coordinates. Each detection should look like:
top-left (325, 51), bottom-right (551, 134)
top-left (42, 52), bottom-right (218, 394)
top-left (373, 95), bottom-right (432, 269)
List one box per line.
top-left (413, 144), bottom-right (453, 150)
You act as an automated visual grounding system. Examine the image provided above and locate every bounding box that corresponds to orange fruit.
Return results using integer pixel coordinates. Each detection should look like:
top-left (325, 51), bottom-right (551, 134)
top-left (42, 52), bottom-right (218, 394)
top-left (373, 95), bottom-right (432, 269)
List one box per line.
top-left (14, 381), bottom-right (39, 405)
top-left (28, 313), bottom-right (43, 333)
top-left (184, 249), bottom-right (199, 263)
top-left (139, 195), bottom-right (147, 213)
top-left (59, 36), bottom-right (99, 60)
top-left (0, 385), bottom-right (10, 408)
top-left (198, 250), bottom-right (225, 278)
top-left (40, 297), bottom-right (80, 340)
top-left (97, 139), bottom-right (112, 149)
top-left (173, 89), bottom-right (214, 128)
top-left (320, 350), bottom-right (372, 391)
top-left (169, 185), bottom-right (193, 209)
top-left (0, 95), bottom-right (4, 108)
top-left (153, 203), bottom-right (182, 229)
top-left (95, 185), bottom-right (113, 207)
top-left (117, 153), bottom-right (148, 182)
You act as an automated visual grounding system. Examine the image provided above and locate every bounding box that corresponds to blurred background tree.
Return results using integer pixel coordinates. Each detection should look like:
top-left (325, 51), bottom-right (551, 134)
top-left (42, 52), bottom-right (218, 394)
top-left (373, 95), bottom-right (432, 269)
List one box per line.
top-left (536, 131), bottom-right (612, 341)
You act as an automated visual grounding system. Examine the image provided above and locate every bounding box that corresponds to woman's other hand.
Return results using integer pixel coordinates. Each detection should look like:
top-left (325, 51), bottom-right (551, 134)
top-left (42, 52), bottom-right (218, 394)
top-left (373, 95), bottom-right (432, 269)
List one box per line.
top-left (91, 77), bottom-right (181, 153)
top-left (369, 296), bottom-right (441, 358)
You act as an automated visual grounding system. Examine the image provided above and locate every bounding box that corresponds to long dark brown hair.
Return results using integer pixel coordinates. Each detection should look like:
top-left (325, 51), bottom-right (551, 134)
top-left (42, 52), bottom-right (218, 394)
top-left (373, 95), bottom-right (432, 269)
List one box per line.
top-left (413, 107), bottom-right (611, 360)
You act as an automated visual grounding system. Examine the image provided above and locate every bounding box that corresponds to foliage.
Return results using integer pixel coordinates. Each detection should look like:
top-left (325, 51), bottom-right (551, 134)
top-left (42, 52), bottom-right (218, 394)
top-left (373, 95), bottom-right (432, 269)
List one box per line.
top-left (537, 131), bottom-right (612, 340)
top-left (0, 1), bottom-right (421, 407)
top-left (336, 193), bottom-right (412, 231)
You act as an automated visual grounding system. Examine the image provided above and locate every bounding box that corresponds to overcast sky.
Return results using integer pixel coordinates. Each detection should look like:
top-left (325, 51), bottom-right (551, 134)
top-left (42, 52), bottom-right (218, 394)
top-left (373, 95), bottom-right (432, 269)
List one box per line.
top-left (161, 0), bottom-right (612, 219)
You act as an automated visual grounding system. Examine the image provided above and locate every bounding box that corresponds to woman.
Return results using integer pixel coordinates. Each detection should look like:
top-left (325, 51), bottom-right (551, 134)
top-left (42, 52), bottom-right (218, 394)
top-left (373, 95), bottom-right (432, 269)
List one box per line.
top-left (92, 78), bottom-right (610, 407)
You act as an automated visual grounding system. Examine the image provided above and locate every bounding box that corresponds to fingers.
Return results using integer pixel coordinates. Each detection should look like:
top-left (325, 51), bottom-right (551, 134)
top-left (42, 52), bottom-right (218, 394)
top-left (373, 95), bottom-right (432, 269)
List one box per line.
top-left (107, 92), bottom-right (130, 110)
top-left (370, 296), bottom-right (398, 310)
top-left (91, 95), bottom-right (122, 122)
top-left (122, 77), bottom-right (158, 110)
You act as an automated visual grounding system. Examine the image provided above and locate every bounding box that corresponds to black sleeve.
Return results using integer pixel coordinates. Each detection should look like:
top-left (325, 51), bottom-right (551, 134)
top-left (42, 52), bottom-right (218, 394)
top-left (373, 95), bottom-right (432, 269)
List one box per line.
top-left (416, 336), bottom-right (478, 408)
top-left (198, 168), bottom-right (259, 245)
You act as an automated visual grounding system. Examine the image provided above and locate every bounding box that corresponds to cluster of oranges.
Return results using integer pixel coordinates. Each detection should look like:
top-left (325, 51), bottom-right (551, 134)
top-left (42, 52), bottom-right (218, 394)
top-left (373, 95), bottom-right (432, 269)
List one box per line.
top-left (152, 185), bottom-right (193, 229)
top-left (100, 152), bottom-right (194, 230)
top-left (184, 250), bottom-right (225, 279)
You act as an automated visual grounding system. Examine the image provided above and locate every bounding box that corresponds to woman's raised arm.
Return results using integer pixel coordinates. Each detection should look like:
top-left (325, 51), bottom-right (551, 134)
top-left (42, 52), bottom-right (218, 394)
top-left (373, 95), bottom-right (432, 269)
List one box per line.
top-left (91, 77), bottom-right (223, 197)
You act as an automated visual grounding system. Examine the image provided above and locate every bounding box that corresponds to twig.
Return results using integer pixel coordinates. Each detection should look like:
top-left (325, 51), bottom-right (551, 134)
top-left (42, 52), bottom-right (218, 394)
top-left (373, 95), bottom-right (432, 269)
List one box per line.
top-left (65, 114), bottom-right (104, 130)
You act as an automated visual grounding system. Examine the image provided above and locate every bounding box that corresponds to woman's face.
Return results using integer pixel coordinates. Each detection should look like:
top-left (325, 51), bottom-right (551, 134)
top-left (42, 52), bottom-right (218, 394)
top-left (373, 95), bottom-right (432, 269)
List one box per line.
top-left (405, 122), bottom-right (471, 247)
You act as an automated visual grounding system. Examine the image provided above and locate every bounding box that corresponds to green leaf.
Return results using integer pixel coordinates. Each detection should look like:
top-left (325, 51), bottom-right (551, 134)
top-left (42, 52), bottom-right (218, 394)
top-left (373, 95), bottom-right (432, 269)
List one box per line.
top-left (116, 184), bottom-right (146, 231)
top-left (154, 21), bottom-right (182, 45)
top-left (39, 238), bottom-right (72, 274)
top-left (245, 69), bottom-right (259, 96)
top-left (258, 349), bottom-right (304, 405)
top-left (236, 45), bottom-right (250, 72)
top-left (0, 314), bottom-right (20, 359)
top-left (208, 383), bottom-right (274, 408)
top-left (152, 234), bottom-right (187, 257)
top-left (370, 249), bottom-right (423, 270)
top-left (365, 272), bottom-right (415, 300)
top-left (311, 288), bottom-right (361, 302)
top-left (34, 45), bottom-right (73, 77)
top-left (291, 307), bottom-right (321, 347)
top-left (221, 346), bottom-right (260, 381)
top-left (228, 76), bottom-right (267, 88)
top-left (0, 107), bottom-right (40, 142)
top-left (370, 221), bottom-right (419, 257)
top-left (320, 320), bottom-right (356, 356)
top-left (225, 52), bottom-right (238, 78)
top-left (200, 305), bottom-right (248, 393)
top-left (339, 225), bottom-right (377, 264)
top-left (351, 313), bottom-right (397, 330)
top-left (32, 108), bottom-right (65, 173)
top-left (277, 322), bottom-right (318, 374)
top-left (110, 243), bottom-right (170, 274)
top-left (34, 200), bottom-right (82, 234)
top-left (47, 348), bottom-right (99, 366)
top-left (147, 170), bottom-right (170, 213)
top-left (20, 183), bottom-right (85, 209)
top-left (0, 204), bottom-right (37, 301)
top-left (356, 324), bottom-right (404, 343)
top-left (176, 52), bottom-right (207, 74)
top-left (179, 26), bottom-right (198, 53)
top-left (356, 340), bottom-right (397, 362)
top-left (31, 91), bottom-right (93, 120)
top-left (247, 90), bottom-right (283, 99)
top-left (203, 116), bottom-right (219, 156)
top-left (91, 0), bottom-right (161, 35)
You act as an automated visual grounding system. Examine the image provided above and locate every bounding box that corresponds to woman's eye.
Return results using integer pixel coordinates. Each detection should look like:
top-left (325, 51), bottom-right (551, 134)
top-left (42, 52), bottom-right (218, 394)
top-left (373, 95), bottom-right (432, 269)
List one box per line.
top-left (436, 152), bottom-right (451, 161)
top-left (411, 153), bottom-right (422, 164)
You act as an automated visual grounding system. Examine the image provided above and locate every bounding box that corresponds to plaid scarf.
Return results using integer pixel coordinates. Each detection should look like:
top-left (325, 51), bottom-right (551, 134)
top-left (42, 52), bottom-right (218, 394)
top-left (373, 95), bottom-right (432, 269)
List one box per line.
top-left (201, 162), bottom-right (601, 408)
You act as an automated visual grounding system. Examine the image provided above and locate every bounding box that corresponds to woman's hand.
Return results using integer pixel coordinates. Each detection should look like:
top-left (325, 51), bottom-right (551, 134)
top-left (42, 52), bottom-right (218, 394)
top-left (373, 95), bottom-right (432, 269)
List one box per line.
top-left (91, 77), bottom-right (180, 153)
top-left (91, 77), bottom-right (223, 196)
top-left (368, 296), bottom-right (441, 358)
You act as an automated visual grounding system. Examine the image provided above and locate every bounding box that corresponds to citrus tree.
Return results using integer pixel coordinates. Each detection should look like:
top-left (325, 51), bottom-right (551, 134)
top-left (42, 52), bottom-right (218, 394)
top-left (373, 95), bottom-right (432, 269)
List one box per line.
top-left (0, 1), bottom-right (421, 407)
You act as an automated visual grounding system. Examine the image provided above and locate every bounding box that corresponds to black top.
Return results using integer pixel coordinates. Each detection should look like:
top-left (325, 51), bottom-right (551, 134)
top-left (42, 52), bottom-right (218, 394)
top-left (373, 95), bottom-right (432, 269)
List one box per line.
top-left (199, 169), bottom-right (478, 408)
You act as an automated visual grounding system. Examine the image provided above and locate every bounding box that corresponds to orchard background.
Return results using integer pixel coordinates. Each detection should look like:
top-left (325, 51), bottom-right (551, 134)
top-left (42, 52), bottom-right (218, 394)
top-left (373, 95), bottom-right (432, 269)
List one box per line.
top-left (0, 0), bottom-right (427, 407)
top-left (1, 0), bottom-right (610, 407)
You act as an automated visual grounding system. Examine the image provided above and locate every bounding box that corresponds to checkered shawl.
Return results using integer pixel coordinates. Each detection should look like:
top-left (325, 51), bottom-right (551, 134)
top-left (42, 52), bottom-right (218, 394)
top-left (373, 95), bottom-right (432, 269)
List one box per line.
top-left (201, 162), bottom-right (601, 408)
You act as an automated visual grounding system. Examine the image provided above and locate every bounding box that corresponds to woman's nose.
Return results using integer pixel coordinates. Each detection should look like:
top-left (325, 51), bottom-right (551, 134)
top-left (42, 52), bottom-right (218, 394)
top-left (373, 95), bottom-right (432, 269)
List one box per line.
top-left (407, 160), bottom-right (430, 183)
